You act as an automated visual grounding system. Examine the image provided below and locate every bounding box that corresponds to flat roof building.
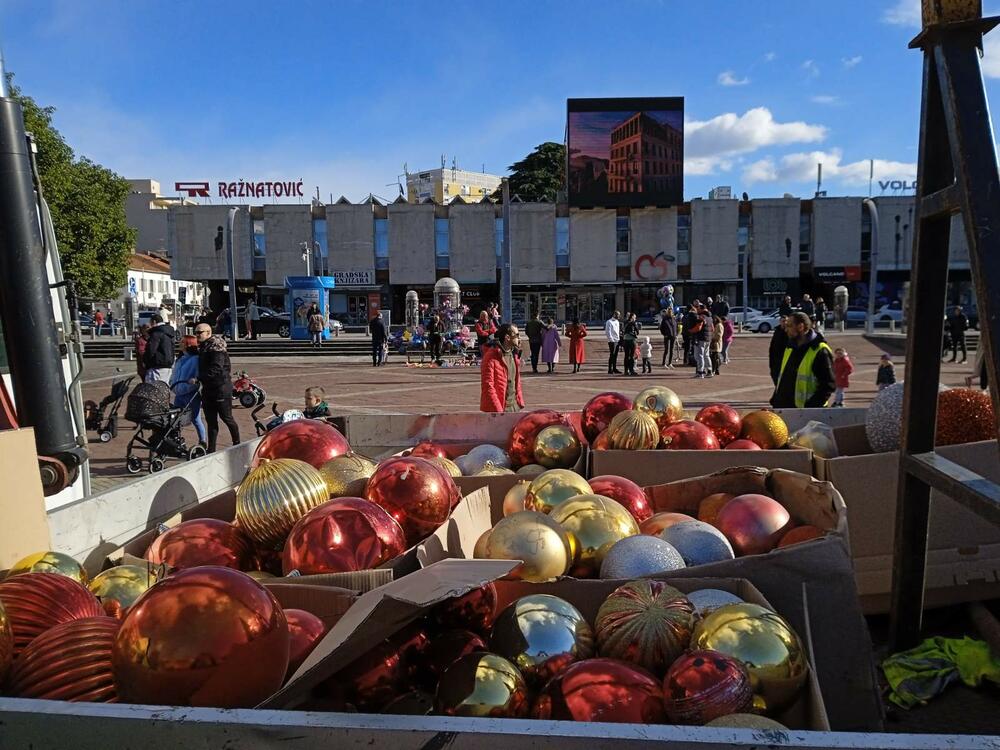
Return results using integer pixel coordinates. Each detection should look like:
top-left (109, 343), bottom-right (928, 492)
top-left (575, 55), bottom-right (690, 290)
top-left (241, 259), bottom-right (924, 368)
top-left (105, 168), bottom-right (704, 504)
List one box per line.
top-left (406, 167), bottom-right (502, 205)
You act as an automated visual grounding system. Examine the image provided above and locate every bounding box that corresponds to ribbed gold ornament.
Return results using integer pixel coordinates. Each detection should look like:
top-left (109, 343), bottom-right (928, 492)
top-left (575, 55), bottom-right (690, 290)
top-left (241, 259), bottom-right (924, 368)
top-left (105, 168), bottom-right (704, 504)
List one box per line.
top-left (318, 453), bottom-right (378, 498)
top-left (431, 456), bottom-right (463, 478)
top-left (236, 458), bottom-right (330, 546)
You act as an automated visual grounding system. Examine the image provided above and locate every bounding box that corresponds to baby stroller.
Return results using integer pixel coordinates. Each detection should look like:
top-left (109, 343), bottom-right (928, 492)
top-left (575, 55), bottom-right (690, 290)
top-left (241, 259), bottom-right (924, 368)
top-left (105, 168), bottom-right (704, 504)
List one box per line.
top-left (251, 402), bottom-right (305, 436)
top-left (84, 371), bottom-right (134, 443)
top-left (124, 381), bottom-right (207, 474)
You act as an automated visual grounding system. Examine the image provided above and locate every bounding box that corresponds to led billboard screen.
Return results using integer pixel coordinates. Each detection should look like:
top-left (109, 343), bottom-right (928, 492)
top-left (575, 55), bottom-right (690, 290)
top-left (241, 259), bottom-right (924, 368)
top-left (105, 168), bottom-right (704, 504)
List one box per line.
top-left (567, 97), bottom-right (684, 207)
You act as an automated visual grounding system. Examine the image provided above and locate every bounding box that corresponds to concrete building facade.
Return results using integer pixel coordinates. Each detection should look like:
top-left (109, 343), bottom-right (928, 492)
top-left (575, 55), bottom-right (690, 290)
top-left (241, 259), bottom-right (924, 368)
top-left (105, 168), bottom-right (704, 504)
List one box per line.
top-left (406, 167), bottom-right (502, 205)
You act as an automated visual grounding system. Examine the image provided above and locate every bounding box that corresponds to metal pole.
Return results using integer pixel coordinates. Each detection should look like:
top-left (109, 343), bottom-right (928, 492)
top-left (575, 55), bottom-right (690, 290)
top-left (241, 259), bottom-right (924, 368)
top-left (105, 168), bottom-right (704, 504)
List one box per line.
top-left (863, 198), bottom-right (879, 334)
top-left (226, 208), bottom-right (238, 341)
top-left (501, 178), bottom-right (512, 322)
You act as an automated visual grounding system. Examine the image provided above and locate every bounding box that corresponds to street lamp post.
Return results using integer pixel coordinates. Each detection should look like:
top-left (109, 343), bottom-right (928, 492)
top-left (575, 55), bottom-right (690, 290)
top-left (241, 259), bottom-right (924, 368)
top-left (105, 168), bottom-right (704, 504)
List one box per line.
top-left (863, 198), bottom-right (879, 334)
top-left (225, 208), bottom-right (238, 341)
top-left (300, 242), bottom-right (312, 276)
top-left (501, 178), bottom-right (512, 322)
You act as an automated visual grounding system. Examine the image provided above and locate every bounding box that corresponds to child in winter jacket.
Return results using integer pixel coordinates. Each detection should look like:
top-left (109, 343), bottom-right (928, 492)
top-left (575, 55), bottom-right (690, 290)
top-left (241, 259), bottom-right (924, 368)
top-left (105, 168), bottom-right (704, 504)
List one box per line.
top-left (832, 348), bottom-right (854, 406)
top-left (639, 336), bottom-right (653, 374)
top-left (877, 354), bottom-right (897, 390)
top-left (710, 316), bottom-right (724, 375)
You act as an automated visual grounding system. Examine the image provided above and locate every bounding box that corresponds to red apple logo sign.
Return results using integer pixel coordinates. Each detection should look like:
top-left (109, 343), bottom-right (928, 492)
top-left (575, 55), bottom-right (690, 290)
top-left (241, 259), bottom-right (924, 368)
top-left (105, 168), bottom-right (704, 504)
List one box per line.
top-left (634, 252), bottom-right (674, 280)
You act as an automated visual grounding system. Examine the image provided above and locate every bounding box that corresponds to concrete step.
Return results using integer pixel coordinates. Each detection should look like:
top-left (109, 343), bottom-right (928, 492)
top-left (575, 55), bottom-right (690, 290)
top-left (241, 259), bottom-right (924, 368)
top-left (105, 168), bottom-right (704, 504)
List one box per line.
top-left (81, 340), bottom-right (378, 359)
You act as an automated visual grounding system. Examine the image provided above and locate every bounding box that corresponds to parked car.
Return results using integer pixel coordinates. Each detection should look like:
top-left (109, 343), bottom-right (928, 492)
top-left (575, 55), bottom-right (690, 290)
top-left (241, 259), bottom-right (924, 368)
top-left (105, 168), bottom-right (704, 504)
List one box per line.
top-left (728, 306), bottom-right (764, 321)
top-left (742, 310), bottom-right (782, 334)
top-left (843, 306), bottom-right (868, 327)
top-left (216, 306), bottom-right (292, 337)
top-left (877, 300), bottom-right (904, 323)
top-left (78, 313), bottom-right (123, 335)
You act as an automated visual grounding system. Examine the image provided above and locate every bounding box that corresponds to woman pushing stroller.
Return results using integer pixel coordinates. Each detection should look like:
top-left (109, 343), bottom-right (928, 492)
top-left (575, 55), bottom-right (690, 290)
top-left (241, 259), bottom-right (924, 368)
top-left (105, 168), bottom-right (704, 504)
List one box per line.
top-left (169, 335), bottom-right (207, 448)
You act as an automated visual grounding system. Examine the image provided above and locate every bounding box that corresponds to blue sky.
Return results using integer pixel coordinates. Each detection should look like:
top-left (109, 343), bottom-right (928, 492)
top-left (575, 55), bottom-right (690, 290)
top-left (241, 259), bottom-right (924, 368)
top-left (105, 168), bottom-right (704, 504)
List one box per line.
top-left (4, 0), bottom-right (1000, 203)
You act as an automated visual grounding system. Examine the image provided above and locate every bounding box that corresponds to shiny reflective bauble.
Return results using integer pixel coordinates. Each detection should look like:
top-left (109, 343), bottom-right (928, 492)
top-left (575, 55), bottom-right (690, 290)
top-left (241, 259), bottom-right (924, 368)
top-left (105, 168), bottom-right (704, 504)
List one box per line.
top-left (483, 511), bottom-right (572, 582)
top-left (662, 649), bottom-right (753, 724)
top-left (284, 608), bottom-right (327, 677)
top-left (778, 525), bottom-right (825, 548)
top-left (523, 468), bottom-right (592, 515)
top-left (591, 428), bottom-right (613, 451)
top-left (660, 520), bottom-right (735, 566)
top-left (687, 588), bottom-right (744, 617)
top-left (937, 387), bottom-right (996, 446)
top-left (246, 570), bottom-right (276, 580)
top-left (532, 657), bottom-right (666, 724)
top-left (421, 628), bottom-right (487, 682)
top-left (409, 440), bottom-right (450, 460)
top-left (705, 713), bottom-right (789, 729)
top-left (516, 463), bottom-right (546, 477)
top-left (382, 690), bottom-right (435, 715)
top-left (640, 511), bottom-right (697, 536)
top-left (660, 419), bottom-right (721, 450)
top-left (431, 582), bottom-right (498, 634)
top-left (594, 580), bottom-right (694, 674)
top-left (697, 493), bottom-right (734, 527)
top-left (588, 475), bottom-right (652, 523)
top-left (87, 565), bottom-right (157, 619)
top-left (490, 594), bottom-right (594, 685)
top-left (694, 403), bottom-right (743, 447)
top-left (247, 543), bottom-right (283, 577)
top-left (0, 572), bottom-right (104, 657)
top-left (144, 518), bottom-right (253, 571)
top-left (236, 458), bottom-right (330, 546)
top-left (606, 409), bottom-right (660, 451)
top-left (865, 382), bottom-right (906, 453)
top-left (502, 481), bottom-right (530, 517)
top-left (7, 616), bottom-right (120, 702)
top-left (739, 410), bottom-right (789, 450)
top-left (507, 409), bottom-right (570, 467)
top-left (431, 456), bottom-right (463, 478)
top-left (464, 444), bottom-right (513, 474)
top-left (473, 528), bottom-right (492, 559)
top-left (692, 602), bottom-right (808, 714)
top-left (533, 425), bottom-right (582, 469)
top-left (599, 535), bottom-right (686, 579)
top-left (365, 456), bottom-right (460, 546)
top-left (251, 418), bottom-right (351, 469)
top-left (0, 599), bottom-right (13, 684)
top-left (435, 652), bottom-right (529, 718)
top-left (634, 385), bottom-right (685, 429)
top-left (580, 392), bottom-right (634, 443)
top-left (112, 567), bottom-right (290, 708)
top-left (715, 494), bottom-right (792, 556)
top-left (8, 551), bottom-right (89, 585)
top-left (550, 494), bottom-right (641, 577)
top-left (319, 453), bottom-right (379, 498)
top-left (725, 439), bottom-right (762, 450)
top-left (283, 497), bottom-right (407, 575)
top-left (475, 463), bottom-right (515, 476)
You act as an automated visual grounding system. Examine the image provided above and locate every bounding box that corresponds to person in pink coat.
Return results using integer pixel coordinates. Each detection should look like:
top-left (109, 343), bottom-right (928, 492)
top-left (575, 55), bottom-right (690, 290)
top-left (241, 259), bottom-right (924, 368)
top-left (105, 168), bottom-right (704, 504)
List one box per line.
top-left (721, 316), bottom-right (735, 363)
top-left (540, 318), bottom-right (561, 374)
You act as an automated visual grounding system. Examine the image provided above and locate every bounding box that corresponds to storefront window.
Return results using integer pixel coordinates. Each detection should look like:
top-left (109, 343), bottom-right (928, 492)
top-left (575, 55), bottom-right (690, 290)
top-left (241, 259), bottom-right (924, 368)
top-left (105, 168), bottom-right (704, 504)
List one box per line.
top-left (375, 219), bottom-right (389, 270)
top-left (555, 217), bottom-right (569, 268)
top-left (564, 292), bottom-right (615, 325)
top-left (435, 218), bottom-right (450, 269)
top-left (627, 287), bottom-right (662, 321)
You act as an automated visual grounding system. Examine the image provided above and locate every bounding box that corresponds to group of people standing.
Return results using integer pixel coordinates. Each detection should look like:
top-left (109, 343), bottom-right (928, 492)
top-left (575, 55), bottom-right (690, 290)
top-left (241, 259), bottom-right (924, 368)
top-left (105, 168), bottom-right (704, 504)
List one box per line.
top-left (524, 313), bottom-right (588, 374)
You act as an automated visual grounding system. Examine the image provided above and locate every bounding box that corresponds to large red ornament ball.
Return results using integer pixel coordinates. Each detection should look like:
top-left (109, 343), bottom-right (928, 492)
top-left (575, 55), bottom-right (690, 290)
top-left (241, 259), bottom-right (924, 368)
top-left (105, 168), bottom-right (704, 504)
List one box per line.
top-left (144, 518), bottom-right (253, 571)
top-left (588, 475), bottom-right (653, 523)
top-left (532, 658), bottom-right (666, 724)
top-left (698, 493), bottom-right (734, 527)
top-left (936, 388), bottom-right (996, 446)
top-left (507, 410), bottom-right (570, 467)
top-left (662, 649), bottom-right (753, 724)
top-left (0, 572), bottom-right (104, 657)
top-left (284, 608), bottom-right (327, 677)
top-left (581, 392), bottom-right (634, 444)
top-left (8, 616), bottom-right (120, 702)
top-left (282, 497), bottom-right (407, 575)
top-left (778, 525), bottom-right (824, 548)
top-left (431, 583), bottom-right (499, 635)
top-left (694, 404), bottom-right (743, 447)
top-left (365, 457), bottom-right (460, 546)
top-left (660, 420), bottom-right (720, 451)
top-left (409, 440), bottom-right (450, 460)
top-left (252, 419), bottom-right (351, 470)
top-left (715, 494), bottom-right (792, 556)
top-left (725, 439), bottom-right (762, 450)
top-left (112, 566), bottom-right (289, 708)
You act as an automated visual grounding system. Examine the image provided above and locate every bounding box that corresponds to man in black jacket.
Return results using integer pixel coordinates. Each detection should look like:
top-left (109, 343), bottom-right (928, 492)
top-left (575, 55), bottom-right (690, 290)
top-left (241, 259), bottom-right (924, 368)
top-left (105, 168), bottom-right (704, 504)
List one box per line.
top-left (768, 316), bottom-right (790, 385)
top-left (194, 324), bottom-right (240, 453)
top-left (712, 295), bottom-right (730, 319)
top-left (142, 314), bottom-right (176, 383)
top-left (770, 312), bottom-right (836, 408)
top-left (525, 312), bottom-right (544, 373)
top-left (369, 313), bottom-right (387, 367)
top-left (947, 306), bottom-right (969, 363)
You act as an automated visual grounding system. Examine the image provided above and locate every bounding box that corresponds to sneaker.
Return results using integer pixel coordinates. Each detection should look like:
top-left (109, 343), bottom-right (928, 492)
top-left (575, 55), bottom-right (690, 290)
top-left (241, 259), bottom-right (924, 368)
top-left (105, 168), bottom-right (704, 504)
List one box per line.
top-left (706, 372), bottom-right (714, 378)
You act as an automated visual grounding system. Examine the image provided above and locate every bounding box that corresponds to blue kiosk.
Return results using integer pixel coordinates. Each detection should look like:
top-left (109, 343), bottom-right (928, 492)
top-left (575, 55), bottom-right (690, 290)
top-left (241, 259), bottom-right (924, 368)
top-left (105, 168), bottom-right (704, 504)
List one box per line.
top-left (285, 276), bottom-right (336, 341)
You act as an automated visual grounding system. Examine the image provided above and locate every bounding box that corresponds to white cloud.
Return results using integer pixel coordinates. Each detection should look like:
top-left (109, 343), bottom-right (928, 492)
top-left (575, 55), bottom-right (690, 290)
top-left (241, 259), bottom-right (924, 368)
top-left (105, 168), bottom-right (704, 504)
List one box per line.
top-left (718, 70), bottom-right (750, 86)
top-left (983, 32), bottom-right (1000, 78)
top-left (802, 59), bottom-right (820, 77)
top-left (742, 148), bottom-right (916, 186)
top-left (842, 55), bottom-right (863, 68)
top-left (764, 52), bottom-right (777, 62)
top-left (882, 0), bottom-right (920, 26)
top-left (810, 95), bottom-right (840, 105)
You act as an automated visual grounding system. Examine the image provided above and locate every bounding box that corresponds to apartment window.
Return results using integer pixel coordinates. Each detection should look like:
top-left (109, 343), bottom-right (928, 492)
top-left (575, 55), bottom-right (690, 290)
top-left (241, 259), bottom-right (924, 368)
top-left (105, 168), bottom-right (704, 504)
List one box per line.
top-left (616, 216), bottom-right (630, 255)
top-left (313, 218), bottom-right (328, 275)
top-left (253, 219), bottom-right (266, 273)
top-left (861, 210), bottom-right (872, 267)
top-left (677, 215), bottom-right (691, 265)
top-left (737, 213), bottom-right (749, 277)
top-left (374, 218), bottom-right (389, 270)
top-left (799, 212), bottom-right (812, 264)
top-left (141, 278), bottom-right (147, 292)
top-left (435, 218), bottom-right (450, 269)
top-left (495, 217), bottom-right (504, 263)
top-left (555, 217), bottom-right (569, 268)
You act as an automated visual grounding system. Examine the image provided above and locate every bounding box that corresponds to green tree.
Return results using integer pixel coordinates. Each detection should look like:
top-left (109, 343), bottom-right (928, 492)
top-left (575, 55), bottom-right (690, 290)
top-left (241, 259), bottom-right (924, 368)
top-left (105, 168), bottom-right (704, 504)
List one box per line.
top-left (492, 142), bottom-right (566, 202)
top-left (8, 75), bottom-right (134, 300)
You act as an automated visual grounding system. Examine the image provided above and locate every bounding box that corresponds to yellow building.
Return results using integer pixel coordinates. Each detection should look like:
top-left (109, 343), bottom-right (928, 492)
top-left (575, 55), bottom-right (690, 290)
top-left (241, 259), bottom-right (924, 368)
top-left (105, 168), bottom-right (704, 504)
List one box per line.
top-left (406, 167), bottom-right (503, 204)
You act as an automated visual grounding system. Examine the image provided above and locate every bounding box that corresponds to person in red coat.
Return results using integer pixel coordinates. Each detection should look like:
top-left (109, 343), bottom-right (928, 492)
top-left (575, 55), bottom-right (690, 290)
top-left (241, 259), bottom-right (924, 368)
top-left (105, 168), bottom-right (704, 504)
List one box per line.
top-left (480, 323), bottom-right (524, 413)
top-left (831, 347), bottom-right (854, 407)
top-left (567, 318), bottom-right (587, 373)
top-left (475, 311), bottom-right (497, 351)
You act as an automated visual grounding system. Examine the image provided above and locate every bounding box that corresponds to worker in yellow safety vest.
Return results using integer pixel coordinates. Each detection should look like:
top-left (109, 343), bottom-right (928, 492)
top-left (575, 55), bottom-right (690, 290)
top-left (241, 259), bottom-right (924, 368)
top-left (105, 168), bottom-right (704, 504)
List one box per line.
top-left (770, 311), bottom-right (836, 408)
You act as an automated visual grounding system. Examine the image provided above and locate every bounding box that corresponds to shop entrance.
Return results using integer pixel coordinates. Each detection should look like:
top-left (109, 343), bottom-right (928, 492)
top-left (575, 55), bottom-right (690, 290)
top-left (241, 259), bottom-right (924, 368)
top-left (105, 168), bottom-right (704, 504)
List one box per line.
top-left (565, 292), bottom-right (615, 325)
top-left (513, 292), bottom-right (557, 324)
top-left (345, 294), bottom-right (369, 325)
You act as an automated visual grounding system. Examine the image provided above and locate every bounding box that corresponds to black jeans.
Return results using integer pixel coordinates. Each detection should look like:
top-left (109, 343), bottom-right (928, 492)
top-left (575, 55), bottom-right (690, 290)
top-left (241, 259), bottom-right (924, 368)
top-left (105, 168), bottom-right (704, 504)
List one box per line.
top-left (430, 335), bottom-right (442, 362)
top-left (623, 340), bottom-right (636, 374)
top-left (661, 336), bottom-right (675, 365)
top-left (681, 333), bottom-right (692, 365)
top-left (950, 333), bottom-right (967, 361)
top-left (710, 351), bottom-right (721, 375)
top-left (311, 331), bottom-right (322, 347)
top-left (372, 340), bottom-right (383, 366)
top-left (529, 340), bottom-right (542, 372)
top-left (202, 395), bottom-right (240, 453)
top-left (607, 342), bottom-right (620, 373)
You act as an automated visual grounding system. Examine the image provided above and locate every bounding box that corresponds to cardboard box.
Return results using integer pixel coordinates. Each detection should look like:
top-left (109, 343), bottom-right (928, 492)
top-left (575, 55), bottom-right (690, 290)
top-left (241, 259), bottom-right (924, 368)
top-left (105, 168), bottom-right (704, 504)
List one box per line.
top-left (264, 582), bottom-right (358, 630)
top-left (816, 427), bottom-right (1000, 612)
top-left (591, 447), bottom-right (813, 486)
top-left (0, 428), bottom-right (51, 570)
top-left (262, 559), bottom-right (828, 732)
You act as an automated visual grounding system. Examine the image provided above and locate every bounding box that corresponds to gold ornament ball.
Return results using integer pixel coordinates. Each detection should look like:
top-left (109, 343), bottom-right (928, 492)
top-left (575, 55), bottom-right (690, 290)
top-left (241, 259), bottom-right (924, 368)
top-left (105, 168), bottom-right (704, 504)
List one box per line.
top-left (549, 494), bottom-right (641, 578)
top-left (484, 511), bottom-right (573, 582)
top-left (503, 481), bottom-right (531, 517)
top-left (634, 386), bottom-right (685, 429)
top-left (692, 602), bottom-right (808, 714)
top-left (435, 652), bottom-right (529, 718)
top-left (524, 469), bottom-right (592, 515)
top-left (319, 453), bottom-right (378, 498)
top-left (606, 410), bottom-right (661, 451)
top-left (739, 411), bottom-right (789, 450)
top-left (88, 565), bottom-right (157, 618)
top-left (516, 463), bottom-right (547, 477)
top-left (475, 463), bottom-right (515, 476)
top-left (236, 458), bottom-right (331, 547)
top-left (533, 425), bottom-right (582, 470)
top-left (7, 551), bottom-right (88, 585)
top-left (473, 529), bottom-right (493, 559)
top-left (431, 456), bottom-right (463, 478)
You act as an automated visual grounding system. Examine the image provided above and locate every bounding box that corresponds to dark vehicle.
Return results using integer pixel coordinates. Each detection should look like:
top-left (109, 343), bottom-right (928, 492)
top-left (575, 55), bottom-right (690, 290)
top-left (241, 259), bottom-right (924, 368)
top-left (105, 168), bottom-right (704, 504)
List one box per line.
top-left (217, 306), bottom-right (292, 338)
top-left (78, 313), bottom-right (123, 336)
